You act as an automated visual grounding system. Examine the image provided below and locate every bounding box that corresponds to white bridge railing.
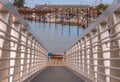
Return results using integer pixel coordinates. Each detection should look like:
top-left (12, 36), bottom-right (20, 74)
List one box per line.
top-left (65, 0), bottom-right (120, 82)
top-left (0, 0), bottom-right (120, 82)
top-left (0, 1), bottom-right (48, 82)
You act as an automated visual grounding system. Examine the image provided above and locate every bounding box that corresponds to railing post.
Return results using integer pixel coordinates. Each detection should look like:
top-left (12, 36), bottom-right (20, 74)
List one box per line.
top-left (85, 34), bottom-right (90, 79)
top-left (89, 31), bottom-right (95, 81)
top-left (77, 40), bottom-right (80, 73)
top-left (110, 12), bottom-right (120, 82)
top-left (81, 39), bottom-right (85, 74)
top-left (0, 11), bottom-right (11, 82)
top-left (79, 40), bottom-right (82, 74)
top-left (28, 34), bottom-right (33, 77)
top-left (12, 23), bottom-right (21, 82)
top-left (81, 37), bottom-right (87, 77)
top-left (31, 37), bottom-right (36, 74)
top-left (97, 24), bottom-right (106, 82)
top-left (76, 42), bottom-right (79, 72)
top-left (32, 39), bottom-right (36, 74)
top-left (84, 37), bottom-right (88, 77)
top-left (22, 29), bottom-right (29, 81)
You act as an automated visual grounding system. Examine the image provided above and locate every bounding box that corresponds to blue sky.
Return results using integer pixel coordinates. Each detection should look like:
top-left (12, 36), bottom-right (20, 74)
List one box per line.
top-left (25, 0), bottom-right (113, 7)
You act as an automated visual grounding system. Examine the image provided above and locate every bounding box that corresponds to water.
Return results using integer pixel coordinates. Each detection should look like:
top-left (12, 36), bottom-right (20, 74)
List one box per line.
top-left (27, 20), bottom-right (84, 53)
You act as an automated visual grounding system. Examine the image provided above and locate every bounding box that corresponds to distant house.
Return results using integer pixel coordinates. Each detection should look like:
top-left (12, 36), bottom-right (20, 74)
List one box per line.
top-left (35, 4), bottom-right (90, 9)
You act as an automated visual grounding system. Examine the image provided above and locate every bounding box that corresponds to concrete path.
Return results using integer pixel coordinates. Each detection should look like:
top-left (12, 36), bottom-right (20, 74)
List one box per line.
top-left (30, 66), bottom-right (84, 82)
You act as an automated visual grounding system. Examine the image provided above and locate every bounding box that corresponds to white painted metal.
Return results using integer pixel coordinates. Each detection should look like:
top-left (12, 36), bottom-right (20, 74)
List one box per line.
top-left (65, 0), bottom-right (120, 82)
top-left (0, 0), bottom-right (120, 82)
top-left (0, 1), bottom-right (48, 82)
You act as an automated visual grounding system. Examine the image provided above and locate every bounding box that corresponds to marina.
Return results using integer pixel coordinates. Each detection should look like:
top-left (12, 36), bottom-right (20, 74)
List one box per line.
top-left (27, 20), bottom-right (84, 53)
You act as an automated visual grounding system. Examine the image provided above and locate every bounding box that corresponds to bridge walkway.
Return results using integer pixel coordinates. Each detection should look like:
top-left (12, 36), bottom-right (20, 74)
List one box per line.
top-left (30, 66), bottom-right (84, 82)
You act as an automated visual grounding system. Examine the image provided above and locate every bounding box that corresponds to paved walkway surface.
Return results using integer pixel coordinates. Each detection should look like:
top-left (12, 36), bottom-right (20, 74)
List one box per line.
top-left (30, 66), bottom-right (84, 82)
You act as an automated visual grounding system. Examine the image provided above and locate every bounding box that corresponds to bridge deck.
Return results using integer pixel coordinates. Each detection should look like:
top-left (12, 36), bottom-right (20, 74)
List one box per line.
top-left (30, 66), bottom-right (84, 82)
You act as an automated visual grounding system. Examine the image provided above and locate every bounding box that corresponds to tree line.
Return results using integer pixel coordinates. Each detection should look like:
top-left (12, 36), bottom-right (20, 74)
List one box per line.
top-left (13, 0), bottom-right (25, 8)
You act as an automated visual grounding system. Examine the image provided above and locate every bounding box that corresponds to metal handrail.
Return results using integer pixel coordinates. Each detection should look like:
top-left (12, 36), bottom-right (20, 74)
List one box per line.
top-left (65, 0), bottom-right (120, 82)
top-left (0, 1), bottom-right (48, 82)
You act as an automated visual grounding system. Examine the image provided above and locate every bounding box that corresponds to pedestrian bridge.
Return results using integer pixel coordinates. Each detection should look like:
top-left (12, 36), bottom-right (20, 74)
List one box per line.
top-left (0, 0), bottom-right (120, 82)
